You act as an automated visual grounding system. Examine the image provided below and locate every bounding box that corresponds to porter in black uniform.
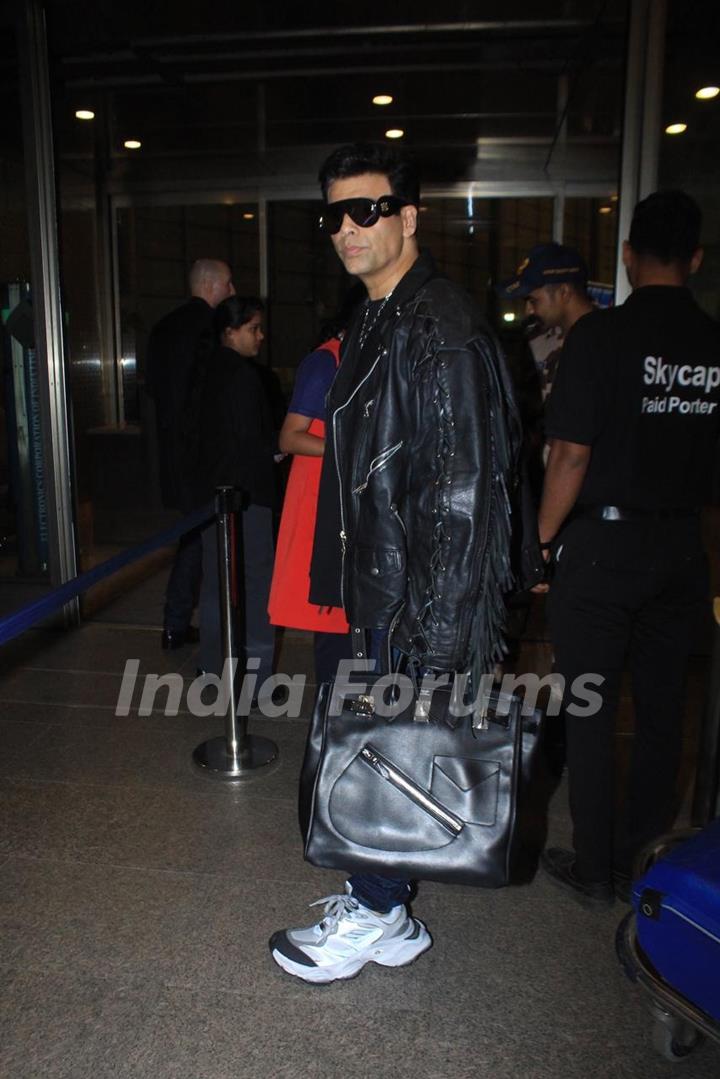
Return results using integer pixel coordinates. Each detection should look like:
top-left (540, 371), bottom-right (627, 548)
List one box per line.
top-left (538, 190), bottom-right (720, 906)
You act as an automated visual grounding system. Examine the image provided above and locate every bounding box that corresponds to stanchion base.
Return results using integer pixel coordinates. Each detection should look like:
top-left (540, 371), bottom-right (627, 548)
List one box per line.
top-left (192, 734), bottom-right (279, 781)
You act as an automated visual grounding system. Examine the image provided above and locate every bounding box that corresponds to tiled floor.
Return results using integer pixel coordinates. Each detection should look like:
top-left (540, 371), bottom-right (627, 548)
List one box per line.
top-left (0, 571), bottom-right (719, 1079)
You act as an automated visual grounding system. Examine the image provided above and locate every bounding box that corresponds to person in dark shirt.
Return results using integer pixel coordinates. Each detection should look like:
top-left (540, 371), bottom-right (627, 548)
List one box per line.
top-left (192, 296), bottom-right (277, 683)
top-left (145, 258), bottom-right (235, 650)
top-left (537, 190), bottom-right (720, 907)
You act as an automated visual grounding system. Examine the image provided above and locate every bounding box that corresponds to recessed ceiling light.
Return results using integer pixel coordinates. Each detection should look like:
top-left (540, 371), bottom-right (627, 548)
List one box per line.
top-left (695, 86), bottom-right (719, 100)
top-left (373, 94), bottom-right (393, 106)
top-left (503, 312), bottom-right (516, 323)
top-left (242, 212), bottom-right (255, 220)
top-left (385, 128), bottom-right (404, 139)
top-left (665, 123), bottom-right (687, 135)
top-left (599, 206), bottom-right (612, 215)
top-left (124, 139), bottom-right (142, 150)
top-left (75, 110), bottom-right (95, 120)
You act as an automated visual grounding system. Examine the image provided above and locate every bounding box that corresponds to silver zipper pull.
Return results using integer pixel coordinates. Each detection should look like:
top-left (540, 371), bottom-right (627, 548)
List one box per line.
top-left (473, 700), bottom-right (490, 730)
top-left (413, 687), bottom-right (432, 723)
top-left (340, 530), bottom-right (347, 553)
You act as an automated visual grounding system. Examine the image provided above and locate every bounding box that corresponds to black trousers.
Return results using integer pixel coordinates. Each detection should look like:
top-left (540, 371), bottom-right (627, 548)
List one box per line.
top-left (547, 515), bottom-right (708, 882)
top-left (164, 526), bottom-right (203, 633)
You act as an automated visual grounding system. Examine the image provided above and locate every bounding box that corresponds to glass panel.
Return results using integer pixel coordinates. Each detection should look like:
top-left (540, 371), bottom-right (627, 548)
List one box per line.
top-left (0, 18), bottom-right (52, 615)
top-left (660, 0), bottom-right (720, 319)
top-left (118, 203), bottom-right (260, 425)
top-left (267, 200), bottom-right (345, 395)
top-left (563, 197), bottom-right (618, 290)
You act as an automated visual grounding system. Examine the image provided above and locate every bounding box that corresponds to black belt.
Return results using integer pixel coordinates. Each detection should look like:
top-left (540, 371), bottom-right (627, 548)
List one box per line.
top-left (578, 504), bottom-right (700, 522)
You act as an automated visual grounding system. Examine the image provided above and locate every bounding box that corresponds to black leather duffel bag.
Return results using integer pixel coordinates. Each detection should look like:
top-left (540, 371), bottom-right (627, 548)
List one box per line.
top-left (300, 675), bottom-right (541, 888)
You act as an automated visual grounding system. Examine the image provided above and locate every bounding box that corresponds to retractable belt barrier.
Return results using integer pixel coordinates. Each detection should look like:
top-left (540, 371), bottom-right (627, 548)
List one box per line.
top-left (0, 502), bottom-right (213, 647)
top-left (0, 488), bottom-right (279, 782)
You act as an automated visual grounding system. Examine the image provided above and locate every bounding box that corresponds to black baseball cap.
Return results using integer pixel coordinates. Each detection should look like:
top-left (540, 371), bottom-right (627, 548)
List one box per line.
top-left (497, 242), bottom-right (589, 298)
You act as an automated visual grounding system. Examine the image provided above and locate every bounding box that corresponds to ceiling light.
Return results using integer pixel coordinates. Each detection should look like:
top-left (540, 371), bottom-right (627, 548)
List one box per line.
top-left (385, 128), bottom-right (404, 140)
top-left (373, 94), bottom-right (393, 106)
top-left (695, 86), bottom-right (719, 100)
top-left (242, 212), bottom-right (255, 220)
top-left (124, 139), bottom-right (142, 150)
top-left (503, 312), bottom-right (516, 323)
top-left (665, 123), bottom-right (687, 135)
top-left (599, 206), bottom-right (612, 215)
top-left (75, 109), bottom-right (95, 121)
top-left (610, 194), bottom-right (619, 202)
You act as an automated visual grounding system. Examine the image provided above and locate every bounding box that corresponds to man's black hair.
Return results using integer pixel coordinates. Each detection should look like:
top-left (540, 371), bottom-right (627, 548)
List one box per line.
top-left (629, 189), bottom-right (702, 264)
top-left (214, 295), bottom-right (264, 339)
top-left (318, 142), bottom-right (420, 206)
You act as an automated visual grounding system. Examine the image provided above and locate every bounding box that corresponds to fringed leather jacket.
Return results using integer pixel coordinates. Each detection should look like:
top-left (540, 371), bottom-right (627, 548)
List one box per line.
top-left (317, 251), bottom-right (522, 674)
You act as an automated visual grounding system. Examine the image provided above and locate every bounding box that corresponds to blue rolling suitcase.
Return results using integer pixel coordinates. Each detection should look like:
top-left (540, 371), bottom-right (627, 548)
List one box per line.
top-left (633, 819), bottom-right (720, 1024)
top-left (616, 823), bottom-right (720, 1062)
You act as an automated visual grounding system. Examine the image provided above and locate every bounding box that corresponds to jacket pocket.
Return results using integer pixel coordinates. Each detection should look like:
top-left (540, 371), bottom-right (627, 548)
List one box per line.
top-left (354, 546), bottom-right (405, 577)
top-left (350, 546), bottom-right (407, 625)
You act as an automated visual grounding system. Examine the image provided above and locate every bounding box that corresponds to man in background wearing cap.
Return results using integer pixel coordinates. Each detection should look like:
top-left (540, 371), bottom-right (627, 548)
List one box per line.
top-left (536, 190), bottom-right (720, 909)
top-left (500, 242), bottom-right (594, 337)
top-left (499, 243), bottom-right (594, 399)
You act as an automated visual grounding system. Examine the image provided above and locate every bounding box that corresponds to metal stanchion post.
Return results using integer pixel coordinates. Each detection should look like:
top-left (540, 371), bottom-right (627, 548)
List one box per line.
top-left (193, 487), bottom-right (278, 780)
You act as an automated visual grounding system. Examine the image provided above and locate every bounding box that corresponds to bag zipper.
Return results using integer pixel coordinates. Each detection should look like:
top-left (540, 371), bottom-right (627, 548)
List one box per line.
top-left (360, 744), bottom-right (464, 835)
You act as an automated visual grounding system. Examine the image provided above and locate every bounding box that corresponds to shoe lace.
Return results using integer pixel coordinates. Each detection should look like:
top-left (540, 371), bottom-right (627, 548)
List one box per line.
top-left (309, 893), bottom-right (360, 944)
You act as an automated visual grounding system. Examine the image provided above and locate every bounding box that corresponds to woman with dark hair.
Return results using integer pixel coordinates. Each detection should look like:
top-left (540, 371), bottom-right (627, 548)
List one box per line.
top-left (193, 295), bottom-right (278, 684)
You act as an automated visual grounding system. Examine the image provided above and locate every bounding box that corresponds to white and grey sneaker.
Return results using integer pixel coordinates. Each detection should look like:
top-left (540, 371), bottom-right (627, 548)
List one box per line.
top-left (269, 884), bottom-right (432, 984)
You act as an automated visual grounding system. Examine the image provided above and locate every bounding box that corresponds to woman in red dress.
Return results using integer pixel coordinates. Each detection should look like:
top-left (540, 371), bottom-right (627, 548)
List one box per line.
top-left (268, 336), bottom-right (350, 683)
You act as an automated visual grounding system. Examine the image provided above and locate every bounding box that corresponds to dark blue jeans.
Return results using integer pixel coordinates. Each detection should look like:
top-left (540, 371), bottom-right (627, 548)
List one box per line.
top-left (347, 626), bottom-right (412, 914)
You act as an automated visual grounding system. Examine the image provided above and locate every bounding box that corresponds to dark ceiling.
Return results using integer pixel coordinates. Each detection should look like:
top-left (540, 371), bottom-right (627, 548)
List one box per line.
top-left (44, 0), bottom-right (628, 185)
top-left (1, 1), bottom-right (718, 190)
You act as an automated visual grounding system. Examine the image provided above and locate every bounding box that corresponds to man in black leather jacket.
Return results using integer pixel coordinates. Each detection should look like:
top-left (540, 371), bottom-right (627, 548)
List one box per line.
top-left (270, 143), bottom-right (520, 984)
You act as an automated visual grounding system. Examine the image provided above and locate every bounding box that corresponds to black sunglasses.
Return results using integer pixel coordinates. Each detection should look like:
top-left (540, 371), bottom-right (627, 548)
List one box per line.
top-left (320, 195), bottom-right (408, 235)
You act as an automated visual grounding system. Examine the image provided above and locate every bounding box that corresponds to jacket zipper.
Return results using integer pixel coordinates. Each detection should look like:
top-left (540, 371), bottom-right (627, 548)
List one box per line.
top-left (360, 744), bottom-right (464, 835)
top-left (332, 348), bottom-right (386, 610)
top-left (352, 441), bottom-right (404, 495)
top-left (390, 502), bottom-right (407, 537)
